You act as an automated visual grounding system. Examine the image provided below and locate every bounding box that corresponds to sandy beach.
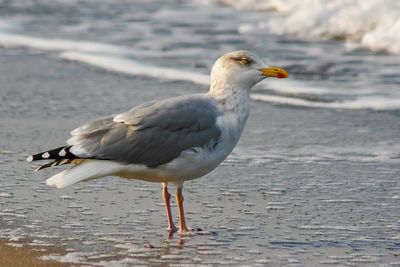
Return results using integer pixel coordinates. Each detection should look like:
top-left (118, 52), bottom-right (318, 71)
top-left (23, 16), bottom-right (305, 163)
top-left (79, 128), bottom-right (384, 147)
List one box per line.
top-left (0, 239), bottom-right (69, 267)
top-left (1, 46), bottom-right (399, 266)
top-left (1, 0), bottom-right (399, 265)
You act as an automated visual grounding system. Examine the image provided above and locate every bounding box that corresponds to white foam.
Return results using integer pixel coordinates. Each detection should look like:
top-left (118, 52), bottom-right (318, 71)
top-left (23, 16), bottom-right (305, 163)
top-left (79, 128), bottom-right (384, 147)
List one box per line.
top-left (42, 252), bottom-right (94, 264)
top-left (260, 79), bottom-right (373, 96)
top-left (0, 32), bottom-right (210, 85)
top-left (60, 51), bottom-right (210, 85)
top-left (251, 93), bottom-right (400, 110)
top-left (0, 32), bottom-right (129, 54)
top-left (361, 17), bottom-right (400, 54)
top-left (0, 32), bottom-right (206, 58)
top-left (0, 30), bottom-right (397, 110)
top-left (221, 0), bottom-right (400, 54)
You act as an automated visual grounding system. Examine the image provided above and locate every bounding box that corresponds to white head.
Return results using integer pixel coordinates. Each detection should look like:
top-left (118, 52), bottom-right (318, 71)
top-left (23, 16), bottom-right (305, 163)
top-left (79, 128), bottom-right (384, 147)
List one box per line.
top-left (209, 50), bottom-right (287, 95)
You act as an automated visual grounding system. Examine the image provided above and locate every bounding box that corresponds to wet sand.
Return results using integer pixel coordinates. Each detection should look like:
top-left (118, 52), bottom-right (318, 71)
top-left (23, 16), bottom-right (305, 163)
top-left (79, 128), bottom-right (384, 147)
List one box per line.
top-left (1, 47), bottom-right (400, 266)
top-left (0, 239), bottom-right (69, 267)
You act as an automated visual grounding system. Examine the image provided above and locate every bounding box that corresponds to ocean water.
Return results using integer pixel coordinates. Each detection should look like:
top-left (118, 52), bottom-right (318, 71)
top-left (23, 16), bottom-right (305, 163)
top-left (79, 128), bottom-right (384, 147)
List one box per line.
top-left (220, 0), bottom-right (400, 54)
top-left (0, 0), bottom-right (399, 266)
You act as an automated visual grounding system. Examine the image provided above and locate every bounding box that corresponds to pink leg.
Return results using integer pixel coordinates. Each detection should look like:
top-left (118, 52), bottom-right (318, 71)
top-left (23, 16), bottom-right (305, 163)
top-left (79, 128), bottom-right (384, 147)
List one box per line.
top-left (176, 186), bottom-right (189, 232)
top-left (162, 183), bottom-right (176, 231)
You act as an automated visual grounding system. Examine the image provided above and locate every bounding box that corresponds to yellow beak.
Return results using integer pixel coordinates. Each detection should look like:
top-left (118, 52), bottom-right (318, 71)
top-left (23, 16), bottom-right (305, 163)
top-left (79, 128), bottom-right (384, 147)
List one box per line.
top-left (258, 67), bottom-right (288, 79)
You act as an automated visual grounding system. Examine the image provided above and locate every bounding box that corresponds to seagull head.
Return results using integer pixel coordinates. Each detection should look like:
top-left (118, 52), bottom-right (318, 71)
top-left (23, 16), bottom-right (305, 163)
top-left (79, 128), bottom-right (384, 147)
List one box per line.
top-left (210, 50), bottom-right (288, 94)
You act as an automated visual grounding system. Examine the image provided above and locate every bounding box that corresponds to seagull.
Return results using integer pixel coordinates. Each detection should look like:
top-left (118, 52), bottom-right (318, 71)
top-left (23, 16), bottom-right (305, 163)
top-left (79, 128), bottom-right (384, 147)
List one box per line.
top-left (27, 50), bottom-right (287, 232)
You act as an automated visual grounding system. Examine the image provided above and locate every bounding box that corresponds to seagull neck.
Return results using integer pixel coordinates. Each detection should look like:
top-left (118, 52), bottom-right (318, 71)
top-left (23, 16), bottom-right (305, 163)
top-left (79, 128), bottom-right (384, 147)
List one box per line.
top-left (209, 83), bottom-right (251, 113)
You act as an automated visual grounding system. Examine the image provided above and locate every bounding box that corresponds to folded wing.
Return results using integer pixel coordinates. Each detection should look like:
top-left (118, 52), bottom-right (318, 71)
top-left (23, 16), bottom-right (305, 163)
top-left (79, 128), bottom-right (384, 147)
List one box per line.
top-left (68, 94), bottom-right (222, 168)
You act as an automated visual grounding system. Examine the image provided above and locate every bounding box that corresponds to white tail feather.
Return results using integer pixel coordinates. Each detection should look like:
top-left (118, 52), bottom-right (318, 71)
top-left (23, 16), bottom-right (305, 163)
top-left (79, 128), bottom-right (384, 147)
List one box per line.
top-left (46, 160), bottom-right (124, 188)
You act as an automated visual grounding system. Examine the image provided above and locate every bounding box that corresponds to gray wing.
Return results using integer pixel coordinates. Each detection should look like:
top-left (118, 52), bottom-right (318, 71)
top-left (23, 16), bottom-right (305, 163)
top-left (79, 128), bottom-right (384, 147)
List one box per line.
top-left (67, 94), bottom-right (222, 168)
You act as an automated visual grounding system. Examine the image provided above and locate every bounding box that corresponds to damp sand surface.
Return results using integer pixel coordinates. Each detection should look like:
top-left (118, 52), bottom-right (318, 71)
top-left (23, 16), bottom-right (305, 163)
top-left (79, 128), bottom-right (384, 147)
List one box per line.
top-left (1, 0), bottom-right (400, 265)
top-left (1, 48), bottom-right (400, 266)
top-left (0, 239), bottom-right (69, 267)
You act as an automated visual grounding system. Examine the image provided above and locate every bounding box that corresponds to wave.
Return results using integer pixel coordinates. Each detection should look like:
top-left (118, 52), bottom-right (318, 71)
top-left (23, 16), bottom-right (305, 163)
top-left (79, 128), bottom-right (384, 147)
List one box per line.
top-left (60, 51), bottom-right (210, 85)
top-left (0, 32), bottom-right (210, 85)
top-left (0, 32), bottom-right (205, 58)
top-left (0, 31), bottom-right (398, 111)
top-left (219, 0), bottom-right (400, 54)
top-left (0, 33), bottom-right (129, 54)
top-left (251, 93), bottom-right (400, 110)
top-left (261, 79), bottom-right (374, 96)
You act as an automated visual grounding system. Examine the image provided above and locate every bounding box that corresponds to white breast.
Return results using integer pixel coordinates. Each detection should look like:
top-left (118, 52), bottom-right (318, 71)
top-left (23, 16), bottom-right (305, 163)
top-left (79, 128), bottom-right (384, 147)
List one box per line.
top-left (157, 101), bottom-right (250, 183)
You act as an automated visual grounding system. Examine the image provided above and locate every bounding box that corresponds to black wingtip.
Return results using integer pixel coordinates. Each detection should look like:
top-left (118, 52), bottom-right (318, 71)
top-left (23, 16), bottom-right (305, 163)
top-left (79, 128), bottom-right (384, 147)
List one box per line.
top-left (28, 146), bottom-right (76, 162)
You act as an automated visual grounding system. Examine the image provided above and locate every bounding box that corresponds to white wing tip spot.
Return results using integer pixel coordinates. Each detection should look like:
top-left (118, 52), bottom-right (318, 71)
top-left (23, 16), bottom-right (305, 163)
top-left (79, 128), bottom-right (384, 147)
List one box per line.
top-left (59, 149), bottom-right (66, 157)
top-left (27, 155), bottom-right (33, 162)
top-left (42, 152), bottom-right (50, 159)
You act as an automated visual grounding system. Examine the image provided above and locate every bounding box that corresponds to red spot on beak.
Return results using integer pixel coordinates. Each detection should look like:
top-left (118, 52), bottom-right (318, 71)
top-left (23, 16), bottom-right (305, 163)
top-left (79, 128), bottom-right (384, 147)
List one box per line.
top-left (277, 73), bottom-right (287, 78)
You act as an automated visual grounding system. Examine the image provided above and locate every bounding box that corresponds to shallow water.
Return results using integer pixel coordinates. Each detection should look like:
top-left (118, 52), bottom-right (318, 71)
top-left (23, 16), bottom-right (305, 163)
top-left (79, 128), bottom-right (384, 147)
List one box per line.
top-left (0, 0), bottom-right (399, 266)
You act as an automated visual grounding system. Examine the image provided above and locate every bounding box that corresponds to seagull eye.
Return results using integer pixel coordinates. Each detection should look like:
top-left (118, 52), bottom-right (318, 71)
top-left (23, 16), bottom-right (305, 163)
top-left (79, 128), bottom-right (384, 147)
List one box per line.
top-left (241, 58), bottom-right (248, 65)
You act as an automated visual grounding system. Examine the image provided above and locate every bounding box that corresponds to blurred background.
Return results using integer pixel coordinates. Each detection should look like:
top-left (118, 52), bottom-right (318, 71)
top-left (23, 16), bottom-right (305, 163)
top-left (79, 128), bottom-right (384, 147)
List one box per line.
top-left (1, 0), bottom-right (400, 111)
top-left (0, 0), bottom-right (399, 266)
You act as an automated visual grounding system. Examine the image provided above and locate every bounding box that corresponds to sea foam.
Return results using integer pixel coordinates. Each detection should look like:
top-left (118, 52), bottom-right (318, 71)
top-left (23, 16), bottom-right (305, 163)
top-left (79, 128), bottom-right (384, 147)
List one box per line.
top-left (221, 0), bottom-right (400, 54)
top-left (0, 31), bottom-right (398, 111)
top-left (60, 51), bottom-right (210, 85)
top-left (0, 32), bottom-right (210, 85)
top-left (251, 93), bottom-right (400, 110)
